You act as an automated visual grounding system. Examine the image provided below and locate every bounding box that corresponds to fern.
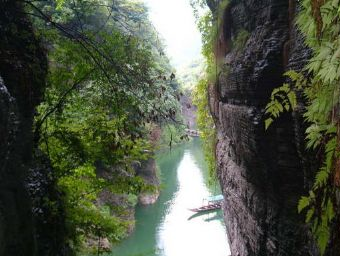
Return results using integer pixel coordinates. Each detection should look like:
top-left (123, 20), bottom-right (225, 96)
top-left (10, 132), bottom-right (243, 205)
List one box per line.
top-left (314, 168), bottom-right (329, 189)
top-left (298, 196), bottom-right (311, 213)
top-left (264, 78), bottom-right (299, 130)
top-left (265, 0), bottom-right (340, 253)
top-left (315, 225), bottom-right (331, 255)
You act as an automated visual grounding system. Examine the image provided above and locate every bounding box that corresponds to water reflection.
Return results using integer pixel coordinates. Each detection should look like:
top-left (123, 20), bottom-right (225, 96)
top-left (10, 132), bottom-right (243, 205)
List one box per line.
top-left (110, 139), bottom-right (230, 256)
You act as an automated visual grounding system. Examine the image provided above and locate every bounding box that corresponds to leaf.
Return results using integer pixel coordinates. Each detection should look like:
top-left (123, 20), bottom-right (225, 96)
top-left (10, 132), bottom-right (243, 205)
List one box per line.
top-left (325, 198), bottom-right (335, 222)
top-left (326, 125), bottom-right (337, 134)
top-left (294, 3), bottom-right (340, 252)
top-left (287, 91), bottom-right (297, 110)
top-left (298, 196), bottom-right (310, 213)
top-left (56, 0), bottom-right (66, 10)
top-left (284, 70), bottom-right (300, 81)
top-left (306, 208), bottom-right (315, 223)
top-left (265, 118), bottom-right (274, 130)
top-left (315, 225), bottom-right (330, 255)
top-left (314, 169), bottom-right (329, 189)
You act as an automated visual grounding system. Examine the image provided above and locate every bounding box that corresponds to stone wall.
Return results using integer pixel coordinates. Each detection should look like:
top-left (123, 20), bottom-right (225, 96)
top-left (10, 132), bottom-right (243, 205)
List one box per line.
top-left (207, 0), bottom-right (326, 255)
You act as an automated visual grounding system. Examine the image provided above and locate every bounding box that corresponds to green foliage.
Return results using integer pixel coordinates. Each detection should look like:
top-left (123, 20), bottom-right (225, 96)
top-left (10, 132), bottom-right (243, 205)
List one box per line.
top-left (218, 0), bottom-right (229, 20)
top-left (159, 124), bottom-right (187, 150)
top-left (190, 0), bottom-right (209, 21)
top-left (177, 59), bottom-right (205, 90)
top-left (193, 79), bottom-right (217, 181)
top-left (26, 0), bottom-right (181, 252)
top-left (189, 1), bottom-right (221, 181)
top-left (190, 0), bottom-right (231, 181)
top-left (196, 0), bottom-right (229, 83)
top-left (265, 0), bottom-right (340, 253)
top-left (298, 195), bottom-right (312, 214)
top-left (55, 0), bottom-right (66, 10)
top-left (264, 71), bottom-right (304, 129)
top-left (58, 167), bottom-right (130, 245)
top-left (197, 11), bottom-right (217, 76)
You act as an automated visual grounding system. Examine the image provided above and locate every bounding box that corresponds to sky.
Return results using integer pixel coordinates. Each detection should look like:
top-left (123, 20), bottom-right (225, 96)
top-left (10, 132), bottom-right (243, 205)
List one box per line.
top-left (143, 0), bottom-right (202, 69)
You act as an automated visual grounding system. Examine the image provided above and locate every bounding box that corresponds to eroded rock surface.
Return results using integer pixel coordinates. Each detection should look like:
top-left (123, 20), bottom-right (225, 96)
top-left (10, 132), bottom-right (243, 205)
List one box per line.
top-left (0, 1), bottom-right (67, 255)
top-left (208, 0), bottom-right (324, 255)
top-left (136, 158), bottom-right (160, 205)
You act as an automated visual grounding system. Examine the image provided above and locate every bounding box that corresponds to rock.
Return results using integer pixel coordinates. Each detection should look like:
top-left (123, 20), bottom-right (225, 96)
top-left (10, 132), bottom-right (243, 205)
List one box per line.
top-left (0, 1), bottom-right (69, 255)
top-left (100, 238), bottom-right (111, 251)
top-left (207, 0), bottom-right (326, 255)
top-left (138, 191), bottom-right (160, 205)
top-left (0, 1), bottom-right (48, 255)
top-left (135, 157), bottom-right (161, 206)
top-left (86, 237), bottom-right (112, 252)
top-left (27, 150), bottom-right (69, 256)
top-left (95, 156), bottom-right (161, 239)
top-left (180, 93), bottom-right (197, 130)
top-left (136, 157), bottom-right (160, 188)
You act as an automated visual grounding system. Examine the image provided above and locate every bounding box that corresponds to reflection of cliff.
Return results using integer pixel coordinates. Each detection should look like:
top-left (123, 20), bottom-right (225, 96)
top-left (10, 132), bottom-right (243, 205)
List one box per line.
top-left (206, 0), bottom-right (339, 255)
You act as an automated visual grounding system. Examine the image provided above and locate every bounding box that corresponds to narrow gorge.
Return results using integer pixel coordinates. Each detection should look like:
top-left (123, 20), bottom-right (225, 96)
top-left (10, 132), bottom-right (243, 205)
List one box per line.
top-left (0, 0), bottom-right (340, 255)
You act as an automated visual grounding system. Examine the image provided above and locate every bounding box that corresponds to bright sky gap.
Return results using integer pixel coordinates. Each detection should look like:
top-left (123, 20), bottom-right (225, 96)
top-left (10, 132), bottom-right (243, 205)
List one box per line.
top-left (143, 0), bottom-right (202, 69)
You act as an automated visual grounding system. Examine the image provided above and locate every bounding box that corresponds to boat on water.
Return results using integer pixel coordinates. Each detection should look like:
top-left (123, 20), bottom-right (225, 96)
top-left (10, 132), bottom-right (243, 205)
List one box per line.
top-left (189, 195), bottom-right (223, 213)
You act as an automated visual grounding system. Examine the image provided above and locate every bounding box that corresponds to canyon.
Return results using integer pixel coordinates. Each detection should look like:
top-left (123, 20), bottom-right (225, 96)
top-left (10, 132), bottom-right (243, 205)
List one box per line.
top-left (0, 0), bottom-right (339, 255)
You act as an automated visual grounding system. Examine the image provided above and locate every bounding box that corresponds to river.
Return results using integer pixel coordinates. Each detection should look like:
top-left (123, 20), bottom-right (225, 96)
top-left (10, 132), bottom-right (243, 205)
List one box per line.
top-left (109, 138), bottom-right (230, 256)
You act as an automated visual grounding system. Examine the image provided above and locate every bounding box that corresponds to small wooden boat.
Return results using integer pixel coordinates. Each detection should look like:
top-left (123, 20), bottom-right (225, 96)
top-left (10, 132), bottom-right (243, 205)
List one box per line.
top-left (189, 202), bottom-right (222, 213)
top-left (189, 195), bottom-right (223, 213)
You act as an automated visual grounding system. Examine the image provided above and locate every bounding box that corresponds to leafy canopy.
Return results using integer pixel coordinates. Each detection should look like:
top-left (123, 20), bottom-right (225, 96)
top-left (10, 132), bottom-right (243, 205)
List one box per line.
top-left (26, 0), bottom-right (182, 252)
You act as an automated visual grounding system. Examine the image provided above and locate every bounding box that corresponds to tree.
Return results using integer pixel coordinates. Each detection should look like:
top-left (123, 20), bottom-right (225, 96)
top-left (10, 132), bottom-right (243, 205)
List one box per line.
top-left (23, 0), bottom-right (182, 252)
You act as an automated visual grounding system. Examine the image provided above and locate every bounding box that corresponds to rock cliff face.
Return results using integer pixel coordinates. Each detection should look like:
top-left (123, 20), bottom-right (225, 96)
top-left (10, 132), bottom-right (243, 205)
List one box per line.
top-left (136, 158), bottom-right (160, 205)
top-left (0, 1), bottom-right (67, 255)
top-left (207, 0), bottom-right (337, 255)
top-left (180, 94), bottom-right (197, 130)
top-left (27, 151), bottom-right (70, 256)
top-left (0, 1), bottom-right (46, 255)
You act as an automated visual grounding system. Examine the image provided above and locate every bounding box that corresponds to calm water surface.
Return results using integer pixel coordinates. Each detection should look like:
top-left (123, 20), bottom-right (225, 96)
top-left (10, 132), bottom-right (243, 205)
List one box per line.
top-left (109, 139), bottom-right (230, 256)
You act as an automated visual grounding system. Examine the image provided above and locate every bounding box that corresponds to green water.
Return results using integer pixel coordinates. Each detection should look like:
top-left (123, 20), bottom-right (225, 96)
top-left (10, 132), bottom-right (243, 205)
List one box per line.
top-left (109, 139), bottom-right (230, 256)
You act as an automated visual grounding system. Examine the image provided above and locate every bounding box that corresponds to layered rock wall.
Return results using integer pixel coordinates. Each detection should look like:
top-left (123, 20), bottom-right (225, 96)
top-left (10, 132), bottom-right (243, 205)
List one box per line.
top-left (208, 0), bottom-right (325, 255)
